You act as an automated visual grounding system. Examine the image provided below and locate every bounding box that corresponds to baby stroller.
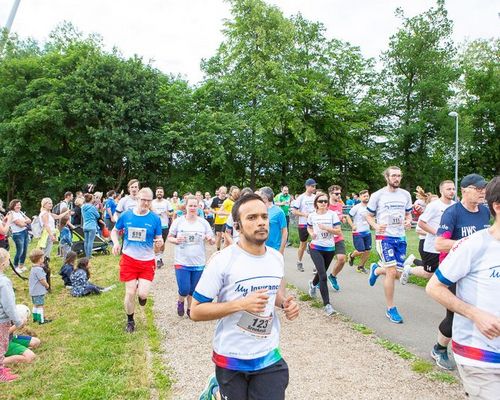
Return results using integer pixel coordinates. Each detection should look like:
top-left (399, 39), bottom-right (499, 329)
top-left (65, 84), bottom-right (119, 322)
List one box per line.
top-left (71, 226), bottom-right (110, 256)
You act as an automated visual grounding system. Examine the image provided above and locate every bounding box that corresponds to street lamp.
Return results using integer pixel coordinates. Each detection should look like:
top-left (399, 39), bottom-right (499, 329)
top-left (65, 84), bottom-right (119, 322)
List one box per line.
top-left (448, 111), bottom-right (458, 196)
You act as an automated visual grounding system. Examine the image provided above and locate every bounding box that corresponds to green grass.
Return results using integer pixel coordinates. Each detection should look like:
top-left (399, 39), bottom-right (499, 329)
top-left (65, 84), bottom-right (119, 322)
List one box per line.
top-left (4, 243), bottom-right (169, 400)
top-left (376, 338), bottom-right (414, 360)
top-left (429, 371), bottom-right (458, 384)
top-left (352, 323), bottom-right (373, 335)
top-left (411, 359), bottom-right (434, 374)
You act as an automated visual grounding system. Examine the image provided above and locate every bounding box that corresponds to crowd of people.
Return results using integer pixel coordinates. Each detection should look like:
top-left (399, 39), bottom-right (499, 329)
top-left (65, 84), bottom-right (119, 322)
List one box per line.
top-left (0, 168), bottom-right (498, 400)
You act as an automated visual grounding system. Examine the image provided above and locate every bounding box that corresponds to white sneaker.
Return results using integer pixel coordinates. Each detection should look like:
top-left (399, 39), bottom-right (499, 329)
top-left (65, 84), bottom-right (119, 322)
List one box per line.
top-left (308, 280), bottom-right (317, 298)
top-left (101, 284), bottom-right (117, 293)
top-left (400, 264), bottom-right (412, 285)
top-left (324, 304), bottom-right (335, 316)
top-left (404, 254), bottom-right (416, 267)
top-left (14, 267), bottom-right (24, 274)
top-left (296, 261), bottom-right (304, 272)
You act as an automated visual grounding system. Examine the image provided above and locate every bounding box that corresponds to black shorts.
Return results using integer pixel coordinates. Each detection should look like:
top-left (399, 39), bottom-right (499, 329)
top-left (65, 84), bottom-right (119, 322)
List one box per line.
top-left (216, 359), bottom-right (289, 400)
top-left (298, 227), bottom-right (309, 242)
top-left (334, 240), bottom-right (346, 256)
top-left (422, 250), bottom-right (439, 273)
top-left (214, 224), bottom-right (226, 233)
top-left (161, 227), bottom-right (170, 242)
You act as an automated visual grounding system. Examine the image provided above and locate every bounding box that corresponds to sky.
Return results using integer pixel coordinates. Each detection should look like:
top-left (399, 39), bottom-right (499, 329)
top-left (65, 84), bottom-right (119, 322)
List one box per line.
top-left (1, 0), bottom-right (498, 83)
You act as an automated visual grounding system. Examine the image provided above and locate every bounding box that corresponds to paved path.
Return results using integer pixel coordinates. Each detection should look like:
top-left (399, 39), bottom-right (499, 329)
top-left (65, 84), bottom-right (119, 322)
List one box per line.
top-left (283, 247), bottom-right (446, 361)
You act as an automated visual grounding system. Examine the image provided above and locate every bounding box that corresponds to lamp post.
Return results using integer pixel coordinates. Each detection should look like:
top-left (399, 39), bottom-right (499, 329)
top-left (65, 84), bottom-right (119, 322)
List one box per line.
top-left (448, 111), bottom-right (459, 195)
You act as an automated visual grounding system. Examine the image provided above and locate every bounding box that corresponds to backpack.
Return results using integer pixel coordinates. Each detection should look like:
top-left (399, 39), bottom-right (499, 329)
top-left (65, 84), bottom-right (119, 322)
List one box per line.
top-left (52, 202), bottom-right (63, 215)
top-left (30, 215), bottom-right (43, 238)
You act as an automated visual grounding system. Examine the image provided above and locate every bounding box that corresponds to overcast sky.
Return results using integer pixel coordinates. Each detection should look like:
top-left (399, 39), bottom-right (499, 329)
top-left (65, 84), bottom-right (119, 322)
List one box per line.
top-left (1, 0), bottom-right (498, 83)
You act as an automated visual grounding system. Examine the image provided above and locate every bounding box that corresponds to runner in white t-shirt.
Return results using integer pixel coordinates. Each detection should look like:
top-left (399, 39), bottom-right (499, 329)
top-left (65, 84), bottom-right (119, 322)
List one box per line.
top-left (400, 181), bottom-right (455, 284)
top-left (191, 194), bottom-right (299, 400)
top-left (346, 190), bottom-right (372, 273)
top-left (151, 187), bottom-right (174, 268)
top-left (291, 179), bottom-right (316, 272)
top-left (306, 193), bottom-right (341, 316)
top-left (426, 176), bottom-right (499, 399)
top-left (113, 179), bottom-right (140, 222)
top-left (365, 166), bottom-right (413, 324)
top-left (168, 196), bottom-right (215, 318)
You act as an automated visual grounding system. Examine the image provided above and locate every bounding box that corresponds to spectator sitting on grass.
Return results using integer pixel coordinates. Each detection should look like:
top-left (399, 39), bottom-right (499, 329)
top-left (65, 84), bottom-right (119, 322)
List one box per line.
top-left (70, 258), bottom-right (115, 297)
top-left (3, 324), bottom-right (40, 366)
top-left (59, 251), bottom-right (77, 288)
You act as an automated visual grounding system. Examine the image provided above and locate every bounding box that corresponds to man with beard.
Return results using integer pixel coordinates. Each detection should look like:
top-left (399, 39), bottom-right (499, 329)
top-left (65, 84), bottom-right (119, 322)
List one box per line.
top-left (191, 194), bottom-right (299, 400)
top-left (365, 166), bottom-right (413, 324)
top-left (151, 187), bottom-right (174, 268)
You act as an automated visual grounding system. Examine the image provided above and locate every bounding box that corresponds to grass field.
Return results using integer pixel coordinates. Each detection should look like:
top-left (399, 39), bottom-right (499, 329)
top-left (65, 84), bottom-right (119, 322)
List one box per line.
top-left (288, 221), bottom-right (428, 287)
top-left (3, 242), bottom-right (170, 400)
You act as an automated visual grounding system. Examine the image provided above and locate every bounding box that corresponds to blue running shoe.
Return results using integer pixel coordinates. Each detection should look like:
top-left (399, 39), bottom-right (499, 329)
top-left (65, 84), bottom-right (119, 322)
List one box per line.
top-left (199, 374), bottom-right (219, 400)
top-left (386, 307), bottom-right (403, 324)
top-left (369, 263), bottom-right (379, 286)
top-left (328, 274), bottom-right (340, 291)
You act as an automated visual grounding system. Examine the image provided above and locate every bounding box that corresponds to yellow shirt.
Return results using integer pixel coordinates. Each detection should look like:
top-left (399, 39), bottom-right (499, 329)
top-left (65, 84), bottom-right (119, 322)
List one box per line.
top-left (215, 198), bottom-right (234, 225)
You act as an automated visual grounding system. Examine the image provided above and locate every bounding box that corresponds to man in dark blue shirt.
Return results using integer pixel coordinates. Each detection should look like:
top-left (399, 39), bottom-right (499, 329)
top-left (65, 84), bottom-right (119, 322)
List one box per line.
top-left (430, 174), bottom-right (491, 371)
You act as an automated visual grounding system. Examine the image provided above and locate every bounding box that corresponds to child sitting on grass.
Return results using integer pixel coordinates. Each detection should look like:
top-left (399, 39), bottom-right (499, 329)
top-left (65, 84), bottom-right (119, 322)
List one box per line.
top-left (58, 215), bottom-right (72, 260)
top-left (59, 251), bottom-right (77, 288)
top-left (0, 248), bottom-right (26, 382)
top-left (70, 258), bottom-right (115, 297)
top-left (28, 249), bottom-right (51, 324)
top-left (4, 324), bottom-right (41, 366)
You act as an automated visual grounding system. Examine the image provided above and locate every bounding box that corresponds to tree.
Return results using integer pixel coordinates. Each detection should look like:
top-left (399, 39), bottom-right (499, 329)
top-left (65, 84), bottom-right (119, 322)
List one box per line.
top-left (380, 0), bottom-right (459, 190)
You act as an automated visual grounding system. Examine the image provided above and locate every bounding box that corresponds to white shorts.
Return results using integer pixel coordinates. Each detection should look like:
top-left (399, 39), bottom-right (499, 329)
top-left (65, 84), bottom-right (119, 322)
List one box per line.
top-left (457, 363), bottom-right (500, 400)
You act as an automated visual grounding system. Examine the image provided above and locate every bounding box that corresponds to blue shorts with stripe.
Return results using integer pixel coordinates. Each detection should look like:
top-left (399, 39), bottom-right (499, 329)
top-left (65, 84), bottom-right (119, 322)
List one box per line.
top-left (375, 236), bottom-right (407, 269)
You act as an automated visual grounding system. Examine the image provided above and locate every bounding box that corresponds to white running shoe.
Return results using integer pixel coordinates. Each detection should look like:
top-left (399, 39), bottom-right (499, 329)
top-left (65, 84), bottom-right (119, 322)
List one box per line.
top-left (400, 264), bottom-right (412, 285)
top-left (308, 280), bottom-right (317, 298)
top-left (324, 304), bottom-right (335, 316)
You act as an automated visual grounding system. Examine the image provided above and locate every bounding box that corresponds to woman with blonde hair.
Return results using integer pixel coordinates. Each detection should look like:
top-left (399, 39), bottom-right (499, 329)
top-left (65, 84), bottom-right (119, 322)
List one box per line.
top-left (38, 198), bottom-right (71, 259)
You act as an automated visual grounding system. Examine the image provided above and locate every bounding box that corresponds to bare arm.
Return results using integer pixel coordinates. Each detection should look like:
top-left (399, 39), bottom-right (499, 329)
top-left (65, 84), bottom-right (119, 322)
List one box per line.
top-left (279, 227), bottom-right (287, 254)
top-left (274, 280), bottom-right (299, 321)
top-left (345, 215), bottom-right (355, 231)
top-left (418, 219), bottom-right (437, 235)
top-left (426, 276), bottom-right (500, 340)
top-left (435, 236), bottom-right (455, 253)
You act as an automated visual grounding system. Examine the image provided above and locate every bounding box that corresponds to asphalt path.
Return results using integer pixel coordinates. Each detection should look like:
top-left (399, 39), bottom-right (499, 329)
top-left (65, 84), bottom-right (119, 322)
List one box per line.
top-left (283, 247), bottom-right (448, 361)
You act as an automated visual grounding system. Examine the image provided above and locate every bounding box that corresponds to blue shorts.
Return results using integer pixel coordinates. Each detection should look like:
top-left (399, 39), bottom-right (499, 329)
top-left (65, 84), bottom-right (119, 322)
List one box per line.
top-left (175, 268), bottom-right (204, 297)
top-left (352, 233), bottom-right (372, 252)
top-left (375, 236), bottom-right (407, 269)
top-left (31, 295), bottom-right (45, 306)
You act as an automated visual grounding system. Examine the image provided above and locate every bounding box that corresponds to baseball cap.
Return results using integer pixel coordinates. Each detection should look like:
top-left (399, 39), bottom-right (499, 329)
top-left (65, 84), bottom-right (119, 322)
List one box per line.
top-left (460, 174), bottom-right (487, 189)
top-left (305, 178), bottom-right (317, 186)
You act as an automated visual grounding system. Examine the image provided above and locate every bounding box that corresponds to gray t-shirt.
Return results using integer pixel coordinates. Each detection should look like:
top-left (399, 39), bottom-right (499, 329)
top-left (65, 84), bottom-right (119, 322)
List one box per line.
top-left (29, 265), bottom-right (47, 296)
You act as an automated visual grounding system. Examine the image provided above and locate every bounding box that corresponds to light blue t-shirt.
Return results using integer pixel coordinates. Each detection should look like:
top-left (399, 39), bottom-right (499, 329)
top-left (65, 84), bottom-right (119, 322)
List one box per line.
top-left (265, 205), bottom-right (287, 251)
top-left (82, 203), bottom-right (100, 230)
top-left (115, 209), bottom-right (162, 261)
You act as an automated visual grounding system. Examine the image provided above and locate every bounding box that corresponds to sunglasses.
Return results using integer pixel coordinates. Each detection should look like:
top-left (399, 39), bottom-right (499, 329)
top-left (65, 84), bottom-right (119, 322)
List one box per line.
top-left (330, 192), bottom-right (341, 196)
top-left (317, 199), bottom-right (329, 204)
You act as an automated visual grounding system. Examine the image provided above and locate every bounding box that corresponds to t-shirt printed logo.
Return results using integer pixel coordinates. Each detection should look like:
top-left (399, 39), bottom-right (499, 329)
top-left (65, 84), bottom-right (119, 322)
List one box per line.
top-left (489, 266), bottom-right (500, 279)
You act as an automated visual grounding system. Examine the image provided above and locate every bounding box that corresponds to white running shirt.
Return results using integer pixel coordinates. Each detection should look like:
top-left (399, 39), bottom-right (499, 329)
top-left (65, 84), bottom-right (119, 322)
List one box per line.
top-left (420, 199), bottom-right (455, 253)
top-left (367, 187), bottom-right (412, 238)
top-left (292, 193), bottom-right (315, 227)
top-left (348, 203), bottom-right (370, 234)
top-left (436, 229), bottom-right (500, 368)
top-left (307, 210), bottom-right (340, 250)
top-left (151, 199), bottom-right (173, 228)
top-left (193, 245), bottom-right (284, 371)
top-left (169, 216), bottom-right (213, 266)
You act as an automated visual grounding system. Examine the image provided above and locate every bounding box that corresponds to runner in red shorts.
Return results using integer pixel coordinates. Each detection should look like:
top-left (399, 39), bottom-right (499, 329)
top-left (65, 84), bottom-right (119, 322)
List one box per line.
top-left (111, 188), bottom-right (163, 333)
